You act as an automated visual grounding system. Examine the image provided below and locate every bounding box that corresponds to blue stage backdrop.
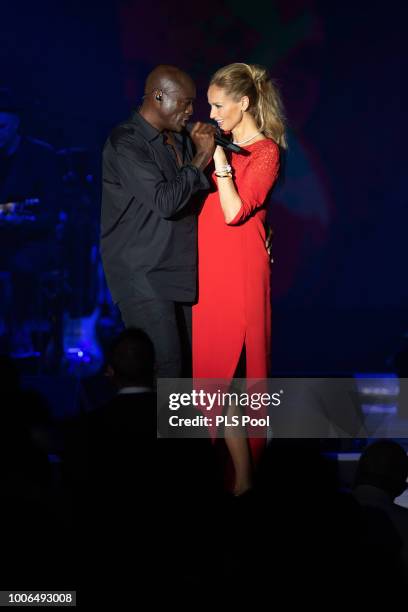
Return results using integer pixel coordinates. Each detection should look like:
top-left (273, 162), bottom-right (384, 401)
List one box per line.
top-left (0, 0), bottom-right (407, 373)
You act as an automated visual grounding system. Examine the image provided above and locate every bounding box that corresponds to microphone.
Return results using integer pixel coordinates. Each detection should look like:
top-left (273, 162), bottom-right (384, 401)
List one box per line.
top-left (211, 120), bottom-right (248, 154)
top-left (185, 122), bottom-right (249, 155)
top-left (215, 131), bottom-right (246, 154)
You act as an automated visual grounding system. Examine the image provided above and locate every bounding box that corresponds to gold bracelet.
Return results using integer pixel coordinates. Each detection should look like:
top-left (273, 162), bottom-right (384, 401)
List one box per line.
top-left (215, 172), bottom-right (232, 178)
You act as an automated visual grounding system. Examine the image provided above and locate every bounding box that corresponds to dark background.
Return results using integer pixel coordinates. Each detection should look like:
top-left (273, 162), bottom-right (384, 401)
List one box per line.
top-left (1, 0), bottom-right (407, 374)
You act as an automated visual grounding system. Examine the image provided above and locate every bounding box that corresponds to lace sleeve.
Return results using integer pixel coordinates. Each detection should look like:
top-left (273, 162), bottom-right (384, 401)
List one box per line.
top-left (227, 141), bottom-right (280, 225)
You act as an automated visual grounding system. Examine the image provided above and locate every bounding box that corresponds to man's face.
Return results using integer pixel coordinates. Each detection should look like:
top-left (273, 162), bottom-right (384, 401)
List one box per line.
top-left (157, 79), bottom-right (195, 132)
top-left (0, 112), bottom-right (20, 150)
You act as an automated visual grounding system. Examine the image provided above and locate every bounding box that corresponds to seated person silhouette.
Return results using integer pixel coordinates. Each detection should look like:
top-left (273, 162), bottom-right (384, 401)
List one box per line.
top-left (353, 439), bottom-right (408, 581)
top-left (65, 328), bottom-right (224, 604)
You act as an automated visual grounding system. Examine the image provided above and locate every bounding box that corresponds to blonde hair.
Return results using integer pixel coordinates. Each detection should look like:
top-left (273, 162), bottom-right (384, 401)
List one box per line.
top-left (210, 63), bottom-right (287, 149)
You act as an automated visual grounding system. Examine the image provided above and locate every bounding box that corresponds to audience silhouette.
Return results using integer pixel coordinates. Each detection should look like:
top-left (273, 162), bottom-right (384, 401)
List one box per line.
top-left (353, 439), bottom-right (408, 580)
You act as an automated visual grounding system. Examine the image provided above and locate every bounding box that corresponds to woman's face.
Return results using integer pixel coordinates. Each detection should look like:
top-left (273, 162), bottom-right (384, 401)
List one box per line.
top-left (207, 85), bottom-right (246, 132)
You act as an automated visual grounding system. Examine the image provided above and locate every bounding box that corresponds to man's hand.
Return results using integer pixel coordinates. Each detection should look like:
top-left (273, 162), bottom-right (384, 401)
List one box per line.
top-left (190, 122), bottom-right (216, 170)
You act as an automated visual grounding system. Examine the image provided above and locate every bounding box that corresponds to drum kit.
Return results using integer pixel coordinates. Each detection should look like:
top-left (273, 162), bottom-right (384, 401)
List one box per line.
top-left (0, 147), bottom-right (120, 375)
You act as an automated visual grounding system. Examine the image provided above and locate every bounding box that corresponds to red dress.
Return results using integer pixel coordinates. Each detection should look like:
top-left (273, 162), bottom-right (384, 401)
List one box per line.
top-left (193, 139), bottom-right (280, 462)
top-left (193, 138), bottom-right (279, 378)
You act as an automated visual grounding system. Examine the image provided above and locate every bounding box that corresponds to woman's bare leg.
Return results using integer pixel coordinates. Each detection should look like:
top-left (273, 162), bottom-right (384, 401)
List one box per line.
top-left (224, 401), bottom-right (253, 496)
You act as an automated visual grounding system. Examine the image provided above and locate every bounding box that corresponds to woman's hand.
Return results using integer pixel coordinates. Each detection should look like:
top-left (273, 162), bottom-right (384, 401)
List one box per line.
top-left (265, 225), bottom-right (274, 263)
top-left (213, 145), bottom-right (228, 168)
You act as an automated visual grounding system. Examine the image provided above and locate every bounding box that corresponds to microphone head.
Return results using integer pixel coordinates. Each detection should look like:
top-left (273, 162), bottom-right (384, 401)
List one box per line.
top-left (185, 120), bottom-right (222, 137)
top-left (208, 118), bottom-right (222, 137)
top-left (184, 122), bottom-right (193, 134)
top-left (185, 121), bottom-right (216, 133)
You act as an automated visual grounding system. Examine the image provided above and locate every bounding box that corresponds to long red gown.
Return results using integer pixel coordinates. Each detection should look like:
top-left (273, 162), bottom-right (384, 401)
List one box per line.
top-left (192, 139), bottom-right (280, 463)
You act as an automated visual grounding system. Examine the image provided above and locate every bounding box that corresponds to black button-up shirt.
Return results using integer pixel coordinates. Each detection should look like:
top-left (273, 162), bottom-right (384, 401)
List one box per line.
top-left (100, 111), bottom-right (209, 303)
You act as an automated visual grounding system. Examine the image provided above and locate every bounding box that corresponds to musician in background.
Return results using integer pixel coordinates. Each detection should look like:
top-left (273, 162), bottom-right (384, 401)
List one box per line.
top-left (0, 88), bottom-right (60, 357)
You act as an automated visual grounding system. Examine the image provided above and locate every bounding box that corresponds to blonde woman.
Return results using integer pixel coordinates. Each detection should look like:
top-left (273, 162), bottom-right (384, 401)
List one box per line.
top-left (193, 63), bottom-right (286, 494)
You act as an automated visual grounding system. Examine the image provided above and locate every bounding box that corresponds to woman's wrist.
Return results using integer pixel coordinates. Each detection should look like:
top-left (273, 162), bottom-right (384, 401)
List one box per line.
top-left (215, 163), bottom-right (232, 174)
top-left (215, 172), bottom-right (232, 178)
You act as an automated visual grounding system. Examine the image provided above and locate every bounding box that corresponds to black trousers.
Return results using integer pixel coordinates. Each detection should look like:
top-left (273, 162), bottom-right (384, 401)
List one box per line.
top-left (118, 296), bottom-right (192, 378)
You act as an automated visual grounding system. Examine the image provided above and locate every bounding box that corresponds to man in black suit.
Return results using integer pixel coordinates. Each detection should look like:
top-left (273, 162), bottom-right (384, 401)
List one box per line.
top-left (70, 328), bottom-right (155, 604)
top-left (100, 65), bottom-right (215, 377)
top-left (85, 328), bottom-right (156, 481)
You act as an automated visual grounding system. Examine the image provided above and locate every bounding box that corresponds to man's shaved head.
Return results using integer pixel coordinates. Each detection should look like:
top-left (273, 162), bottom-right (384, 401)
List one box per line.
top-left (140, 65), bottom-right (196, 133)
top-left (144, 65), bottom-right (195, 97)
